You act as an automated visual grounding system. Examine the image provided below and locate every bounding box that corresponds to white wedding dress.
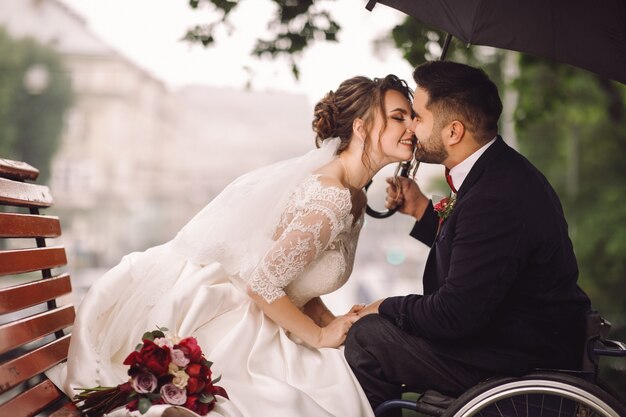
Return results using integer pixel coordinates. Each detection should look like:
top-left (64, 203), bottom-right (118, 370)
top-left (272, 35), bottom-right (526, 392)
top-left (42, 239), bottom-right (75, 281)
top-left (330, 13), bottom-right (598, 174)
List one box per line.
top-left (47, 140), bottom-right (375, 417)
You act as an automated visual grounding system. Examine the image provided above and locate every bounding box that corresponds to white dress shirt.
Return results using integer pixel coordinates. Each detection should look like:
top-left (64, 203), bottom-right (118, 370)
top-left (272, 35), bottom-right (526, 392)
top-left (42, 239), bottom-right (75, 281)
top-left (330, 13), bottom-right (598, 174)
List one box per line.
top-left (448, 136), bottom-right (497, 192)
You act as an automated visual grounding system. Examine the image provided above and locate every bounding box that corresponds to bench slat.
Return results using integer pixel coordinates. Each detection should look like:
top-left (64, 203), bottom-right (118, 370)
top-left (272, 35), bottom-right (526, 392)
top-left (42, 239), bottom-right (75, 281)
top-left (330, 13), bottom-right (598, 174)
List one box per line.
top-left (0, 158), bottom-right (39, 181)
top-left (0, 177), bottom-right (53, 208)
top-left (49, 402), bottom-right (81, 417)
top-left (0, 333), bottom-right (71, 394)
top-left (0, 379), bottom-right (65, 417)
top-left (0, 247), bottom-right (67, 276)
top-left (0, 212), bottom-right (61, 238)
top-left (0, 274), bottom-right (72, 314)
top-left (0, 304), bottom-right (75, 355)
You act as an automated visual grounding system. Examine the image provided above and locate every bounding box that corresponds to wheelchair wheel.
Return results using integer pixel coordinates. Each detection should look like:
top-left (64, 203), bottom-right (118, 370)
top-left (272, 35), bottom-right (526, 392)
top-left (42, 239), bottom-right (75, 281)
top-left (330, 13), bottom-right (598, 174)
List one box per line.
top-left (443, 372), bottom-right (626, 417)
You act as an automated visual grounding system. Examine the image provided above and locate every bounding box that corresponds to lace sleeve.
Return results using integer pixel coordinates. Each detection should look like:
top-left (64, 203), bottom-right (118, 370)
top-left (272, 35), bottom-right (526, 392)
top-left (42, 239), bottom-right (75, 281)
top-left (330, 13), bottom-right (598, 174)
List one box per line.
top-left (248, 181), bottom-right (351, 303)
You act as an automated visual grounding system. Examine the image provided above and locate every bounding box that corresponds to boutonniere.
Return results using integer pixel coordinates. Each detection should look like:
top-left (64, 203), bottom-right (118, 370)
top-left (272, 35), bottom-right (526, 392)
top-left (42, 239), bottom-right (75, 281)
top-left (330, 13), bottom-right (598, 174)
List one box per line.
top-left (434, 193), bottom-right (457, 222)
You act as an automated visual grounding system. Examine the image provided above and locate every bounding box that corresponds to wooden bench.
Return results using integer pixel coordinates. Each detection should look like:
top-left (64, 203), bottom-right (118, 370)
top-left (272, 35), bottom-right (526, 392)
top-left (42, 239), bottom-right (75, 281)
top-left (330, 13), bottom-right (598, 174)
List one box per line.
top-left (0, 158), bottom-right (80, 416)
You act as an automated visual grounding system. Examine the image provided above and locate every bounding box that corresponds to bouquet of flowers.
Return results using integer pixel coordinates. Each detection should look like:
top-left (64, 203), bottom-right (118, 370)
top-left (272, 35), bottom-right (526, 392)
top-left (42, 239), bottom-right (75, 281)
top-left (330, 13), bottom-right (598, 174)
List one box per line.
top-left (74, 326), bottom-right (228, 417)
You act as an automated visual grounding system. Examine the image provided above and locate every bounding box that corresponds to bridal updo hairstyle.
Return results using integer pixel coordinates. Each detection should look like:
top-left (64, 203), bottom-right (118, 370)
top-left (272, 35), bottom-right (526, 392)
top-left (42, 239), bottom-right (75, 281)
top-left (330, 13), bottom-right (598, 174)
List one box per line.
top-left (312, 75), bottom-right (413, 159)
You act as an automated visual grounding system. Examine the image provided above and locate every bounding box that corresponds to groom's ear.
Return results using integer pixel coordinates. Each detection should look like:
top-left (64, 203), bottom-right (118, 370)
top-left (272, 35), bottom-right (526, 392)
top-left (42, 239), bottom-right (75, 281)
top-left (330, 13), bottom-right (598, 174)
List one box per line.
top-left (446, 120), bottom-right (465, 146)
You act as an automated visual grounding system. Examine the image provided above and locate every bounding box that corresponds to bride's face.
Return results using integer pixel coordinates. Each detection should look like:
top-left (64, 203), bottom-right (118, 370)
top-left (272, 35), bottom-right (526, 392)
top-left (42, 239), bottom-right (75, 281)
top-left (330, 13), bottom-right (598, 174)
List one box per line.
top-left (369, 90), bottom-right (415, 165)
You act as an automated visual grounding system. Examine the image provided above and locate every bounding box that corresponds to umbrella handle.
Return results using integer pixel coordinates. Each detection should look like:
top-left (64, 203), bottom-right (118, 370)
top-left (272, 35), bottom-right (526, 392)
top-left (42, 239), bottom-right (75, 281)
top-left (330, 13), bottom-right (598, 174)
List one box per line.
top-left (364, 161), bottom-right (412, 219)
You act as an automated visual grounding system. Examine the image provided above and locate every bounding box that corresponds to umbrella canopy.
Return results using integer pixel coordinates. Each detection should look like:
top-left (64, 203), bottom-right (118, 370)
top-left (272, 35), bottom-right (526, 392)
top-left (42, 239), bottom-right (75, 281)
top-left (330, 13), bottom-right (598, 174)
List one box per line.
top-left (366, 0), bottom-right (626, 84)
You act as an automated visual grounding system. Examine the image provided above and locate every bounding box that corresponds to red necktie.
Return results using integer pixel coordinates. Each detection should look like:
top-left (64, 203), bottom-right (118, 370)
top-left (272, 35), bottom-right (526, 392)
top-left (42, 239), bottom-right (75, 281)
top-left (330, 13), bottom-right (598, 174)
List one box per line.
top-left (445, 168), bottom-right (457, 194)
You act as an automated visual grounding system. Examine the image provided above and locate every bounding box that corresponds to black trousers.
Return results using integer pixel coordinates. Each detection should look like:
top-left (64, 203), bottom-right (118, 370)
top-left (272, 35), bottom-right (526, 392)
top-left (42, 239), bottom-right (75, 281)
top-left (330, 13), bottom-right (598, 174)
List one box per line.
top-left (344, 315), bottom-right (495, 415)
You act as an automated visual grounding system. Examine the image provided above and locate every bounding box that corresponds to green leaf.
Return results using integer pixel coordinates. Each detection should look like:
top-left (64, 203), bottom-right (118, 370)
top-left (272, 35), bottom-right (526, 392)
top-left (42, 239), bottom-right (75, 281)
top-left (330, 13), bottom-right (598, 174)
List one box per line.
top-left (211, 374), bottom-right (222, 384)
top-left (199, 392), bottom-right (215, 404)
top-left (142, 331), bottom-right (155, 342)
top-left (203, 359), bottom-right (213, 368)
top-left (157, 326), bottom-right (169, 332)
top-left (147, 392), bottom-right (161, 401)
top-left (151, 330), bottom-right (165, 339)
top-left (135, 343), bottom-right (143, 351)
top-left (138, 397), bottom-right (152, 414)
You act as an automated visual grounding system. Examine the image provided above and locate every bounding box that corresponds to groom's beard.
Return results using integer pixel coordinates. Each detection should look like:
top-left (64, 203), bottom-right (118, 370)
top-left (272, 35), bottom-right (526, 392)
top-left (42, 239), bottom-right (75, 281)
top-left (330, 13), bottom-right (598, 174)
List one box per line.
top-left (414, 130), bottom-right (448, 164)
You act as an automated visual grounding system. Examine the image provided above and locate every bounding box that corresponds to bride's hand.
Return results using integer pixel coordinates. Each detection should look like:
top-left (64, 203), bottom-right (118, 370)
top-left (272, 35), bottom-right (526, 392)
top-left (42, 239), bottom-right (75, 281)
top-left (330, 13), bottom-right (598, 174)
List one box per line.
top-left (315, 315), bottom-right (359, 348)
top-left (346, 303), bottom-right (366, 315)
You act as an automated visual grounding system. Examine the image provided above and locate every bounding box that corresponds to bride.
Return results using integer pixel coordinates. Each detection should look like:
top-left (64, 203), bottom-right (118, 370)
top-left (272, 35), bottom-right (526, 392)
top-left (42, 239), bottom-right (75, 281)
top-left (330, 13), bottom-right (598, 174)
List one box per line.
top-left (47, 74), bottom-right (415, 417)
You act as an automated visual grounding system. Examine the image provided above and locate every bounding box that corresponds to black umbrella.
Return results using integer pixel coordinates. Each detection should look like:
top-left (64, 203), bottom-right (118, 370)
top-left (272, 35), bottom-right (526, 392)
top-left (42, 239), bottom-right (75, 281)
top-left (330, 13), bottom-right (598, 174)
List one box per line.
top-left (365, 0), bottom-right (626, 84)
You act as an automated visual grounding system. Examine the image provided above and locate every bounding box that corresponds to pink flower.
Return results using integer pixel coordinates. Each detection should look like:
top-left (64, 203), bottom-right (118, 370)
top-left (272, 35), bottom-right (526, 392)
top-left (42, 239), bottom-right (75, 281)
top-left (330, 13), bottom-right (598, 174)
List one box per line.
top-left (160, 383), bottom-right (187, 405)
top-left (131, 372), bottom-right (157, 394)
top-left (171, 348), bottom-right (190, 367)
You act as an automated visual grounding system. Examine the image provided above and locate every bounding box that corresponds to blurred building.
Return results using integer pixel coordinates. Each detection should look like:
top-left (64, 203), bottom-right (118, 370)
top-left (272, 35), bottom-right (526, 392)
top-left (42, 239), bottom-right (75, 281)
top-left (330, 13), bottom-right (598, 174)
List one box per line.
top-left (0, 0), bottom-right (312, 268)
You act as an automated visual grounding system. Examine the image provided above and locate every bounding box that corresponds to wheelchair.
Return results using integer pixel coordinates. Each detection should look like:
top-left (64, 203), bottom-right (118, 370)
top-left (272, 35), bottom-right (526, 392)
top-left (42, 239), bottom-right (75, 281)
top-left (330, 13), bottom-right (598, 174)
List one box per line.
top-left (374, 311), bottom-right (626, 417)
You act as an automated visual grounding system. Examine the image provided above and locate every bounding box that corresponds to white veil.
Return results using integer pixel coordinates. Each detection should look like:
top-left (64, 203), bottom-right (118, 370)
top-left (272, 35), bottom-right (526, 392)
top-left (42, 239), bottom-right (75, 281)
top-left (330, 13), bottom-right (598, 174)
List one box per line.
top-left (171, 138), bottom-right (341, 280)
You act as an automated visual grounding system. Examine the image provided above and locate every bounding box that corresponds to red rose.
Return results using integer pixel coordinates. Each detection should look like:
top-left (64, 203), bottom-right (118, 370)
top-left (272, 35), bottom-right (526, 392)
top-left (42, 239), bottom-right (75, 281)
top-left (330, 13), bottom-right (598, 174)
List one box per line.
top-left (186, 363), bottom-right (202, 378)
top-left (197, 401), bottom-right (211, 415)
top-left (185, 395), bottom-right (199, 412)
top-left (126, 398), bottom-right (139, 411)
top-left (434, 197), bottom-right (449, 212)
top-left (187, 377), bottom-right (199, 393)
top-left (123, 339), bottom-right (171, 376)
top-left (123, 350), bottom-right (142, 368)
top-left (177, 337), bottom-right (203, 363)
top-left (186, 376), bottom-right (206, 394)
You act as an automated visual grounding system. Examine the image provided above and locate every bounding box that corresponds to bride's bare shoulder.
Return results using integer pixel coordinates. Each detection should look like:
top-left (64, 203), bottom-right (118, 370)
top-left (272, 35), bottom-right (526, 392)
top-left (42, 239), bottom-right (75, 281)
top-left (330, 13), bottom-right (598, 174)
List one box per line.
top-left (312, 160), bottom-right (347, 190)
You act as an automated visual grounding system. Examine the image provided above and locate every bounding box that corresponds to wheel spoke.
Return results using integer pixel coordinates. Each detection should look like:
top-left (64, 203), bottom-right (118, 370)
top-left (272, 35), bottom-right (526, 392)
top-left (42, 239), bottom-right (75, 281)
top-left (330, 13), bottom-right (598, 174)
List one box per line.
top-left (510, 396), bottom-right (520, 417)
top-left (494, 401), bottom-right (504, 417)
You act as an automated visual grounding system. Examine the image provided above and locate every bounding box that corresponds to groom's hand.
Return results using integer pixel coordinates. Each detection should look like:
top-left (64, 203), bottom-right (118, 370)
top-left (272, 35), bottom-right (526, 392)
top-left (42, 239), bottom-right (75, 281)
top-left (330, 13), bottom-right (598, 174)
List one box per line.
top-left (346, 303), bottom-right (366, 315)
top-left (357, 299), bottom-right (383, 317)
top-left (385, 176), bottom-right (429, 221)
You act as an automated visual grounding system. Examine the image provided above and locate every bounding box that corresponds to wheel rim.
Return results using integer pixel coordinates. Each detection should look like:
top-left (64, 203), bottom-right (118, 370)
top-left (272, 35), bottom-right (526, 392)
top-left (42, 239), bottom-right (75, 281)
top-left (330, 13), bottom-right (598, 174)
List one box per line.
top-left (452, 379), bottom-right (621, 417)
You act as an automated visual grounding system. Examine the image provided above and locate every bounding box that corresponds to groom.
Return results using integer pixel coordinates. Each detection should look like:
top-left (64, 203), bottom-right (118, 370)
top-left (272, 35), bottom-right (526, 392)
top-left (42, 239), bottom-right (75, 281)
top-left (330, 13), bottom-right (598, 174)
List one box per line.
top-left (344, 61), bottom-right (591, 412)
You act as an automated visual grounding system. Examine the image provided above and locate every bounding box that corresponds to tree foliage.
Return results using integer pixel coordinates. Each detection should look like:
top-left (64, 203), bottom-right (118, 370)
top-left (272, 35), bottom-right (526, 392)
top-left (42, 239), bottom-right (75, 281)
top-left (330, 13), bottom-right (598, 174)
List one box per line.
top-left (184, 0), bottom-right (340, 79)
top-left (514, 58), bottom-right (626, 395)
top-left (0, 28), bottom-right (73, 183)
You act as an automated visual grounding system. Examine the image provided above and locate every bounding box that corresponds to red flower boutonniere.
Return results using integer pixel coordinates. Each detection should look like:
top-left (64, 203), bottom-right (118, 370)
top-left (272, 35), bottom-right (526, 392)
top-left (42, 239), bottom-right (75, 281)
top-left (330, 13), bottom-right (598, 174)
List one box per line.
top-left (434, 193), bottom-right (457, 224)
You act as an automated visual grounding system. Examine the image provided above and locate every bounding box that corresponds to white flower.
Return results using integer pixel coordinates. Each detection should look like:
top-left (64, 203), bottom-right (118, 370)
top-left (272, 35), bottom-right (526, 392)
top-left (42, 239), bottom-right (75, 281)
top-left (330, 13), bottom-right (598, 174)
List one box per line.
top-left (153, 337), bottom-right (174, 349)
top-left (160, 383), bottom-right (187, 405)
top-left (171, 369), bottom-right (190, 389)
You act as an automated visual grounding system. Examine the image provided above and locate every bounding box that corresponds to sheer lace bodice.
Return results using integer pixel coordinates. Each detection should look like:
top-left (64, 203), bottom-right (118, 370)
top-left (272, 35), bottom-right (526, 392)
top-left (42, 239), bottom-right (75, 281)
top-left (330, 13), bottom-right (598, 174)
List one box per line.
top-left (248, 175), bottom-right (363, 307)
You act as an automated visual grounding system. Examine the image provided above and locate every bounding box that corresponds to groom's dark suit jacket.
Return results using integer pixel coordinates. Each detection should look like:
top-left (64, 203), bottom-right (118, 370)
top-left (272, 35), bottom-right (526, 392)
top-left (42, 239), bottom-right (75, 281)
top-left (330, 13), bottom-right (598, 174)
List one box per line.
top-left (379, 136), bottom-right (591, 374)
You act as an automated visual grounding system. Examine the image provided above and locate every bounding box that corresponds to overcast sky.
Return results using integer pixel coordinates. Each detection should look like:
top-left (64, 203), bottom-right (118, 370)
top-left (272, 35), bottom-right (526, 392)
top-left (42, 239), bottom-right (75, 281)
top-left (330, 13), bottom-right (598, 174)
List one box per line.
top-left (59, 0), bottom-right (414, 103)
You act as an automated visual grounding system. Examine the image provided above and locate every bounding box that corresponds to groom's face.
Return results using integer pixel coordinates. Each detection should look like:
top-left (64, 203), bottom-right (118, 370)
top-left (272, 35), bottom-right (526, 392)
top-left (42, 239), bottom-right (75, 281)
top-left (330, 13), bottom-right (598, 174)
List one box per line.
top-left (411, 87), bottom-right (448, 164)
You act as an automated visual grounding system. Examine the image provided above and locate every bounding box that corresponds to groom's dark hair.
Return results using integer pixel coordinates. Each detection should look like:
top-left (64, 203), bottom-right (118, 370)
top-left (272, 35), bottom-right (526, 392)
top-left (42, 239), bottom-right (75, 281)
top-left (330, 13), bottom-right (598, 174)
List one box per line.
top-left (413, 61), bottom-right (502, 144)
